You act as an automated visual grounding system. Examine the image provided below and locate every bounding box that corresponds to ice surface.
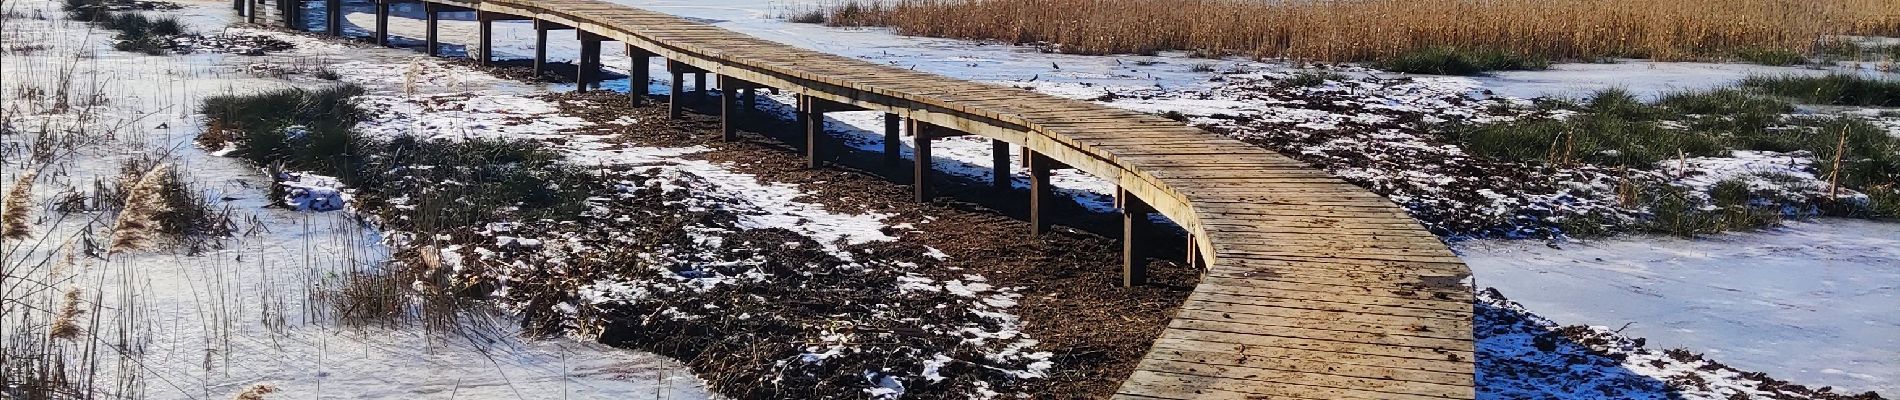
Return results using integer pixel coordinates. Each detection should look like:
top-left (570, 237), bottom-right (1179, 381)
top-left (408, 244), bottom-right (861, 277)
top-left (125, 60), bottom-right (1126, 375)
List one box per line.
top-left (1460, 219), bottom-right (1900, 396)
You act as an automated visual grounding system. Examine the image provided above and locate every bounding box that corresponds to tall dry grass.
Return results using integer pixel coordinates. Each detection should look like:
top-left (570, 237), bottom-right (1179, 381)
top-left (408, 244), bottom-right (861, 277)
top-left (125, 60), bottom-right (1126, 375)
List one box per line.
top-left (825, 0), bottom-right (1900, 62)
top-left (2, 170), bottom-right (37, 240)
top-left (107, 164), bottom-right (172, 252)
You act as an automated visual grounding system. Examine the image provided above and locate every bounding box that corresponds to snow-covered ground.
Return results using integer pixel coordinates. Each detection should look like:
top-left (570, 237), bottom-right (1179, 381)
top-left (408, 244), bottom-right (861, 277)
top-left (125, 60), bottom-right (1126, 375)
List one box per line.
top-left (1461, 220), bottom-right (1900, 396)
top-left (0, 0), bottom-right (710, 398)
top-left (11, 0), bottom-right (1889, 398)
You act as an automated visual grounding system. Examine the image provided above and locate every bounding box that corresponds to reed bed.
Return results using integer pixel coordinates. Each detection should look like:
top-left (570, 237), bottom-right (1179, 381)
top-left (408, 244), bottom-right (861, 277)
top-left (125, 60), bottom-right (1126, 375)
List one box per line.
top-left (823, 0), bottom-right (1900, 63)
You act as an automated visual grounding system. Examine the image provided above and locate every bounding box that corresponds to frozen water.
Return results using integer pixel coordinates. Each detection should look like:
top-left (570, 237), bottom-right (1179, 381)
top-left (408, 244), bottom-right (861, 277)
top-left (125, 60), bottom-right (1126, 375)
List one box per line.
top-left (1460, 219), bottom-right (1900, 396)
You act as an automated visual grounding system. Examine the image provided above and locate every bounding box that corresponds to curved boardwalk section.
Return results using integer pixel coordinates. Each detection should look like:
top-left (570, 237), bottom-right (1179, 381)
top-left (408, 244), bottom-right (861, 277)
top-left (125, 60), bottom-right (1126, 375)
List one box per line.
top-left (270, 0), bottom-right (1478, 397)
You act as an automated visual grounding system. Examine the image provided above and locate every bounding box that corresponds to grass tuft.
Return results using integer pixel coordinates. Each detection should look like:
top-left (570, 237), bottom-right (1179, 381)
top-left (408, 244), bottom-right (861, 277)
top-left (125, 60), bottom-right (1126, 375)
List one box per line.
top-left (1448, 87), bottom-right (1900, 232)
top-left (1277, 70), bottom-right (1345, 88)
top-left (64, 1), bottom-right (189, 55)
top-left (1374, 47), bottom-right (1551, 75)
top-left (1741, 74), bottom-right (1900, 107)
top-left (199, 86), bottom-right (597, 233)
top-left (200, 84), bottom-right (365, 171)
top-left (1731, 48), bottom-right (1807, 66)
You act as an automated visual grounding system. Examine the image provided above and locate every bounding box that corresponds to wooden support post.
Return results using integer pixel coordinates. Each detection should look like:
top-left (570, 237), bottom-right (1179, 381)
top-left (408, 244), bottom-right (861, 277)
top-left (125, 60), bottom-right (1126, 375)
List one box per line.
top-left (911, 119), bottom-right (933, 202)
top-left (804, 96), bottom-right (827, 169)
top-left (286, 0), bottom-right (300, 29)
top-left (423, 4), bottom-right (439, 56)
top-left (1027, 151), bottom-right (1054, 235)
top-left (991, 139), bottom-right (1010, 189)
top-left (475, 12), bottom-right (494, 66)
top-left (1185, 234), bottom-right (1201, 270)
top-left (325, 0), bottom-right (340, 36)
top-left (667, 60), bottom-right (685, 119)
top-left (245, 0), bottom-right (257, 24)
top-left (694, 72), bottom-right (707, 96)
top-left (576, 32), bottom-right (601, 93)
top-left (1118, 188), bottom-right (1152, 287)
top-left (627, 44), bottom-right (650, 106)
top-left (373, 1), bottom-right (389, 46)
top-left (720, 75), bottom-right (741, 142)
top-left (743, 88), bottom-right (757, 109)
top-left (883, 113), bottom-right (901, 168)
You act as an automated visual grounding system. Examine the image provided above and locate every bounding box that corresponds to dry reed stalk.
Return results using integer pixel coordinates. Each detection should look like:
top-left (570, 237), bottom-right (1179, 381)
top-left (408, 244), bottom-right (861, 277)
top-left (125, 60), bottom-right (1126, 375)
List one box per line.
top-left (2, 169), bottom-right (37, 240)
top-left (404, 58), bottom-right (421, 96)
top-left (233, 384), bottom-right (278, 400)
top-left (107, 164), bottom-right (172, 252)
top-left (827, 0), bottom-right (1900, 62)
top-left (1828, 126), bottom-right (1847, 197)
top-left (48, 287), bottom-right (85, 340)
top-left (1616, 166), bottom-right (1636, 206)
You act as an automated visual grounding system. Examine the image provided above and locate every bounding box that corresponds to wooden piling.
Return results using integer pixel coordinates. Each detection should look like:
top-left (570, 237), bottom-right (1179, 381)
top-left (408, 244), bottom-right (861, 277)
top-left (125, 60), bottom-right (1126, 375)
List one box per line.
top-left (1027, 151), bottom-right (1054, 235)
top-left (577, 32), bottom-right (601, 93)
top-left (628, 45), bottom-right (650, 106)
top-left (804, 96), bottom-right (827, 169)
top-left (475, 12), bottom-right (494, 66)
top-left (991, 139), bottom-right (1010, 189)
top-left (533, 20), bottom-right (551, 75)
top-left (884, 113), bottom-right (901, 168)
top-left (720, 75), bottom-right (742, 142)
top-left (911, 119), bottom-right (933, 202)
top-left (667, 60), bottom-right (685, 119)
top-left (373, 1), bottom-right (389, 46)
top-left (1118, 188), bottom-right (1151, 287)
top-left (423, 3), bottom-right (439, 56)
top-left (325, 0), bottom-right (341, 36)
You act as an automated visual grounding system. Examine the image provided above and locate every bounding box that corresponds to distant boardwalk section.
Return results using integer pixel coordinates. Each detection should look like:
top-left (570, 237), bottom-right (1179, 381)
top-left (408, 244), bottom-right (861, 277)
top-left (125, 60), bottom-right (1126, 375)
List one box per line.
top-left (235, 0), bottom-right (1477, 397)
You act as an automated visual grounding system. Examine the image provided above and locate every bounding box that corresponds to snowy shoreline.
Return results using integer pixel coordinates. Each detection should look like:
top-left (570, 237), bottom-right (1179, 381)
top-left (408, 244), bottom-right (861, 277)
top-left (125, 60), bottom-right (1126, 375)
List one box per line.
top-left (2, 0), bottom-right (1892, 397)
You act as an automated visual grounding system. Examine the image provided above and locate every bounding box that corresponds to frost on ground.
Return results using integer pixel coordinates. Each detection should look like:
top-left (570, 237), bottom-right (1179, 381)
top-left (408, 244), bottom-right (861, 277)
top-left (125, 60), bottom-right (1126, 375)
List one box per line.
top-left (1477, 288), bottom-right (1884, 400)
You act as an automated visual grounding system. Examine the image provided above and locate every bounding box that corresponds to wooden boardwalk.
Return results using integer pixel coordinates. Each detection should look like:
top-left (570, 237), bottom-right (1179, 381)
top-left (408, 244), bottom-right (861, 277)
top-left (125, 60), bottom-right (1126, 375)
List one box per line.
top-left (261, 0), bottom-right (1477, 397)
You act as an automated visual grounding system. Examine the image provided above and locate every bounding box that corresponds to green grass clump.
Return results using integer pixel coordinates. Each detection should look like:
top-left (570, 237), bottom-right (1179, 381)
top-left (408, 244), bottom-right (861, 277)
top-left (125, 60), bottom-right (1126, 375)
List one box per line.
top-left (199, 85), bottom-right (597, 232)
top-left (64, 0), bottom-right (188, 55)
top-left (1805, 118), bottom-right (1900, 195)
top-left (201, 85), bottom-right (365, 170)
top-left (1741, 74), bottom-right (1900, 107)
top-left (1732, 48), bottom-right (1807, 66)
top-left (1448, 89), bottom-right (1727, 167)
top-left (1445, 88), bottom-right (1889, 169)
top-left (1277, 70), bottom-right (1346, 88)
top-left (1447, 87), bottom-right (1900, 232)
top-left (1634, 181), bottom-right (1785, 237)
top-left (1373, 47), bottom-right (1551, 75)
top-left (1815, 40), bottom-right (1900, 62)
top-left (1866, 185), bottom-right (1900, 218)
top-left (357, 137), bottom-right (597, 232)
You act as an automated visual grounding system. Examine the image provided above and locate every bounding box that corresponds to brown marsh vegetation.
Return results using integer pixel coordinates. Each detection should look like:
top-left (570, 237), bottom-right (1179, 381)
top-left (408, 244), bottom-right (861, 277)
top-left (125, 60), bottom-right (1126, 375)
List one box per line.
top-left (823, 0), bottom-right (1900, 65)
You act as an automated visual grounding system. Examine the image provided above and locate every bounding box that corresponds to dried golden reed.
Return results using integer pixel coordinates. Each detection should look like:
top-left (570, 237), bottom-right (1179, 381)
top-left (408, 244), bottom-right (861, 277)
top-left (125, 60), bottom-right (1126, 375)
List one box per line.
top-left (2, 169), bottom-right (38, 240)
top-left (826, 0), bottom-right (1900, 62)
top-left (48, 287), bottom-right (84, 340)
top-left (108, 164), bottom-right (172, 253)
top-left (233, 384), bottom-right (279, 400)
